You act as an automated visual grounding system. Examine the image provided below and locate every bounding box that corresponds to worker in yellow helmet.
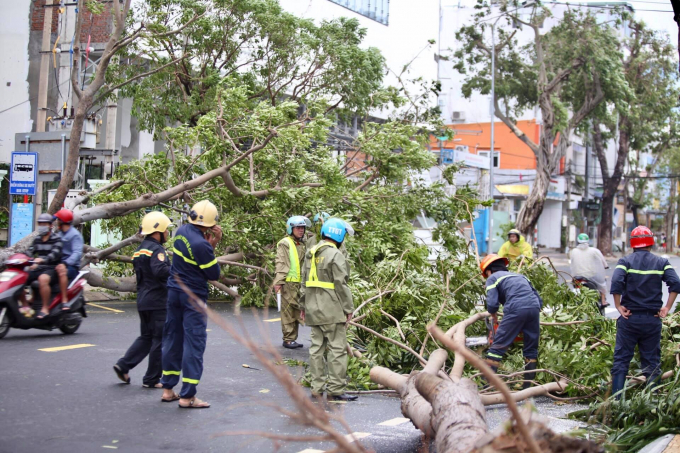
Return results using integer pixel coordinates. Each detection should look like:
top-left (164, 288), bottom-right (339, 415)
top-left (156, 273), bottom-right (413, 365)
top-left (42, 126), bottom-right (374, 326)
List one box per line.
top-left (498, 228), bottom-right (533, 261)
top-left (160, 200), bottom-right (222, 409)
top-left (114, 211), bottom-right (172, 388)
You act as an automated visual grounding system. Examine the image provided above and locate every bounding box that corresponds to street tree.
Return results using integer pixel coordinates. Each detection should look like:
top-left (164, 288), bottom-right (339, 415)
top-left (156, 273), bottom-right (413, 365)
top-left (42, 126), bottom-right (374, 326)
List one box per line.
top-left (46, 0), bottom-right (204, 215)
top-left (454, 2), bottom-right (625, 238)
top-left (591, 19), bottom-right (679, 255)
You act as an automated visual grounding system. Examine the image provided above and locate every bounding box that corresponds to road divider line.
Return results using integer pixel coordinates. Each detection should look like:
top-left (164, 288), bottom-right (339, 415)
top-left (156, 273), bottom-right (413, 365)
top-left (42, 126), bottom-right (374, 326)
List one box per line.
top-left (263, 318), bottom-right (281, 323)
top-left (378, 417), bottom-right (410, 426)
top-left (296, 449), bottom-right (324, 453)
top-left (39, 343), bottom-right (96, 352)
top-left (88, 303), bottom-right (124, 313)
top-left (345, 432), bottom-right (371, 443)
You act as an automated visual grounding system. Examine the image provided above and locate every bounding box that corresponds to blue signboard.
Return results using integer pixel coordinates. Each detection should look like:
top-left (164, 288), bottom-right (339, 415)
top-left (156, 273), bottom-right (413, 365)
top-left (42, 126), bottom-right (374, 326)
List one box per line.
top-left (9, 152), bottom-right (38, 195)
top-left (10, 203), bottom-right (34, 246)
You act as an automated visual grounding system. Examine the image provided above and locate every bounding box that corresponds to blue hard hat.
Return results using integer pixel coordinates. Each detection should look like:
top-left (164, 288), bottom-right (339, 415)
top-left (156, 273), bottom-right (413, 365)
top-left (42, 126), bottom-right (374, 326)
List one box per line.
top-left (313, 212), bottom-right (331, 224)
top-left (286, 216), bottom-right (311, 235)
top-left (321, 218), bottom-right (350, 243)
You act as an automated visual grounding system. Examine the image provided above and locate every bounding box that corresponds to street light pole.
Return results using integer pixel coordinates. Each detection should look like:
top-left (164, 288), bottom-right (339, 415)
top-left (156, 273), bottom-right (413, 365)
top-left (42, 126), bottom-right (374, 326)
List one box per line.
top-left (488, 22), bottom-right (497, 255)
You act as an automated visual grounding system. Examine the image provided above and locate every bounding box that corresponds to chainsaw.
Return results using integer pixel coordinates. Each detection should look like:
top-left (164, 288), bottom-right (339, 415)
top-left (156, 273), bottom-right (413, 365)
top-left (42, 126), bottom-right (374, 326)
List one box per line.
top-left (465, 316), bottom-right (523, 347)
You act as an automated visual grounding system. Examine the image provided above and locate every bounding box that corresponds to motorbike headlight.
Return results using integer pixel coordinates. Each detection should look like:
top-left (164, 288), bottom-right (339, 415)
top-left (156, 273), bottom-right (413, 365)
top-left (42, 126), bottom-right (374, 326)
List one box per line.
top-left (0, 271), bottom-right (18, 282)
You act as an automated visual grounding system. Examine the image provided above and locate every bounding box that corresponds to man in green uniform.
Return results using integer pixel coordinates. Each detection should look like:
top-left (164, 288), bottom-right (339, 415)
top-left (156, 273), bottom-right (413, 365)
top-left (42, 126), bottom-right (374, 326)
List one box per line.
top-left (300, 218), bottom-right (357, 402)
top-left (274, 216), bottom-right (311, 349)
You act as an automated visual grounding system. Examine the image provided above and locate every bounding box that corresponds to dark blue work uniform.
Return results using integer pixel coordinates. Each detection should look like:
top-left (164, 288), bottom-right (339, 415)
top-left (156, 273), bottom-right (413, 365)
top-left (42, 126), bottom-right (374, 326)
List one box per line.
top-left (485, 271), bottom-right (543, 363)
top-left (160, 224), bottom-right (220, 398)
top-left (116, 237), bottom-right (170, 386)
top-left (610, 250), bottom-right (680, 394)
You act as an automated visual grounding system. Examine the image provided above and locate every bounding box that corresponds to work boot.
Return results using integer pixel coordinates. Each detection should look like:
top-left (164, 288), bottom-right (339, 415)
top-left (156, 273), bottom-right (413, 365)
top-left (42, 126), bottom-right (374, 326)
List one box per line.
top-left (283, 341), bottom-right (303, 349)
top-left (611, 373), bottom-right (626, 400)
top-left (522, 359), bottom-right (537, 390)
top-left (329, 394), bottom-right (358, 402)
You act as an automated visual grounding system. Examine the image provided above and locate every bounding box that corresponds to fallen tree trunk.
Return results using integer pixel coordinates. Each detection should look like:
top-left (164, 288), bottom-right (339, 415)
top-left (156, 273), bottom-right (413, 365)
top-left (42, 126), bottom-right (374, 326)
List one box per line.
top-left (86, 268), bottom-right (136, 292)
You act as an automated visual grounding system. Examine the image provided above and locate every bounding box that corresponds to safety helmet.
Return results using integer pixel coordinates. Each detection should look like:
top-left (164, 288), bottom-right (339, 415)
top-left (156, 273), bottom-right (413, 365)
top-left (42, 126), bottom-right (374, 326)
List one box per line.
top-left (37, 213), bottom-right (55, 224)
top-left (508, 228), bottom-right (521, 239)
top-left (630, 225), bottom-right (655, 249)
top-left (286, 216), bottom-right (312, 235)
top-left (141, 211), bottom-right (173, 235)
top-left (53, 208), bottom-right (74, 224)
top-left (577, 233), bottom-right (589, 244)
top-left (188, 200), bottom-right (219, 227)
top-left (321, 218), bottom-right (349, 243)
top-left (480, 254), bottom-right (509, 276)
top-left (313, 212), bottom-right (331, 224)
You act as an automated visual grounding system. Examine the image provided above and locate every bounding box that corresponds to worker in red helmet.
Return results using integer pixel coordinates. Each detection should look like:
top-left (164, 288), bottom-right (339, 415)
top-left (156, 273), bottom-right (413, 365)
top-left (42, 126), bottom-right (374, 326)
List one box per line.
top-left (480, 254), bottom-right (543, 389)
top-left (53, 209), bottom-right (83, 310)
top-left (609, 225), bottom-right (680, 399)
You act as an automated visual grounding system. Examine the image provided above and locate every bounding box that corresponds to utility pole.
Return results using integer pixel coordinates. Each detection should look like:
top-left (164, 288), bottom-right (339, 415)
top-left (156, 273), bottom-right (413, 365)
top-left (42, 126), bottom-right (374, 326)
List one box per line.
top-left (566, 162), bottom-right (572, 252)
top-left (36, 0), bottom-right (55, 132)
top-left (667, 177), bottom-right (676, 253)
top-left (583, 125), bottom-right (590, 236)
top-left (622, 177), bottom-right (628, 254)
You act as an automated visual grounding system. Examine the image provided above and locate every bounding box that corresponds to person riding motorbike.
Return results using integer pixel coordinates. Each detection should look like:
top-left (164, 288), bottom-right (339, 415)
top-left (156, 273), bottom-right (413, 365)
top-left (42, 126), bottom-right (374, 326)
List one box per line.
top-left (569, 233), bottom-right (609, 308)
top-left (498, 229), bottom-right (533, 261)
top-left (53, 209), bottom-right (83, 310)
top-left (20, 214), bottom-right (63, 319)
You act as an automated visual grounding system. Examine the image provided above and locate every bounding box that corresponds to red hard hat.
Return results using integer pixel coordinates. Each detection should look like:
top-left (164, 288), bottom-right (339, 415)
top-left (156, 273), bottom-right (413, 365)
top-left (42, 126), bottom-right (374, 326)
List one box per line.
top-left (630, 225), bottom-right (654, 248)
top-left (54, 208), bottom-right (74, 224)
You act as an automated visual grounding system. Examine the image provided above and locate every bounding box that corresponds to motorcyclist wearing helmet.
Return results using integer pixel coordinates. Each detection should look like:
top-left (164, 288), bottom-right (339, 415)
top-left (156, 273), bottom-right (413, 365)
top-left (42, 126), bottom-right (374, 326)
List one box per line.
top-left (53, 209), bottom-right (84, 310)
top-left (609, 226), bottom-right (680, 399)
top-left (300, 218), bottom-right (357, 402)
top-left (274, 216), bottom-right (312, 349)
top-left (480, 254), bottom-right (543, 389)
top-left (20, 213), bottom-right (64, 319)
top-left (498, 228), bottom-right (533, 261)
top-left (569, 233), bottom-right (609, 308)
top-left (114, 211), bottom-right (173, 388)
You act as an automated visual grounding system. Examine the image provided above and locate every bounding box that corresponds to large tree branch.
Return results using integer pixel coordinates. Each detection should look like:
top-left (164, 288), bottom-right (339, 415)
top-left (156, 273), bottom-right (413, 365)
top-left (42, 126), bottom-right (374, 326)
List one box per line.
top-left (493, 98), bottom-right (539, 155)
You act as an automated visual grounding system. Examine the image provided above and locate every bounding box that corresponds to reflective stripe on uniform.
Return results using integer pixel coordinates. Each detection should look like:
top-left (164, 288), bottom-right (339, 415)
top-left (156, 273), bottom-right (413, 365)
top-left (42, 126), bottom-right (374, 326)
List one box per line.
top-left (199, 258), bottom-right (218, 269)
top-left (132, 249), bottom-right (154, 259)
top-left (616, 265), bottom-right (672, 275)
top-left (182, 377), bottom-right (199, 384)
top-left (487, 352), bottom-right (503, 359)
top-left (485, 274), bottom-right (529, 293)
top-left (278, 237), bottom-right (301, 282)
top-left (306, 242), bottom-right (337, 289)
top-left (162, 370), bottom-right (181, 376)
top-left (173, 248), bottom-right (197, 265)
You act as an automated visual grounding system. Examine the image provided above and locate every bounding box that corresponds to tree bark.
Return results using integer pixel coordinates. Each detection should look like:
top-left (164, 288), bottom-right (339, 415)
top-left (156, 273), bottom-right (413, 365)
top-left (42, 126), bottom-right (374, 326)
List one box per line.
top-left (85, 268), bottom-right (136, 292)
top-left (594, 121), bottom-right (628, 256)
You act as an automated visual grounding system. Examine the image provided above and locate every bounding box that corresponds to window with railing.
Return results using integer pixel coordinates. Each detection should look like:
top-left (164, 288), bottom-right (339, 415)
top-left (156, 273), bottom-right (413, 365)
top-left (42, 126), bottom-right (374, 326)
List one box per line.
top-left (328, 0), bottom-right (390, 25)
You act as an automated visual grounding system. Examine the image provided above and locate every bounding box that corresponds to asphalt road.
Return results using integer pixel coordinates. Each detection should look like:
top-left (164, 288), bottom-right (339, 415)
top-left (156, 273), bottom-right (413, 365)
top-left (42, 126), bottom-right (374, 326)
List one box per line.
top-left (0, 301), bottom-right (427, 453)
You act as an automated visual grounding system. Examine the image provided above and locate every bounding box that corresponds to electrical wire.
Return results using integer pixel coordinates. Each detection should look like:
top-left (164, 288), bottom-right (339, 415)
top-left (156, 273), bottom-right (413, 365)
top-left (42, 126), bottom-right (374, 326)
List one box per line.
top-left (0, 78), bottom-right (71, 116)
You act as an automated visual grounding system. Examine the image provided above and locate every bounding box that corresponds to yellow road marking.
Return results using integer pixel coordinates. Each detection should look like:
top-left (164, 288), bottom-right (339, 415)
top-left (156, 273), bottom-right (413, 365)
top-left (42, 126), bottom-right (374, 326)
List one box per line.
top-left (297, 450), bottom-right (324, 453)
top-left (345, 432), bottom-right (371, 443)
top-left (378, 417), bottom-right (410, 427)
top-left (102, 446), bottom-right (118, 450)
top-left (88, 303), bottom-right (124, 313)
top-left (39, 344), bottom-right (96, 352)
top-left (263, 318), bottom-right (281, 323)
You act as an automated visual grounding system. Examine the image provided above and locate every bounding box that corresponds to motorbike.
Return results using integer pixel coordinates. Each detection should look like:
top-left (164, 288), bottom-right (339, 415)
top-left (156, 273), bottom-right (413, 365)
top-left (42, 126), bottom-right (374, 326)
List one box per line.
top-left (0, 253), bottom-right (89, 339)
top-left (572, 275), bottom-right (607, 316)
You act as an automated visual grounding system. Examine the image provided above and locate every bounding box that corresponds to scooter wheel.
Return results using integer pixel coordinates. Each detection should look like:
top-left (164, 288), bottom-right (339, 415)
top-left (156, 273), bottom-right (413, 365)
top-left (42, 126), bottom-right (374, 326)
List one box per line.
top-left (59, 313), bottom-right (82, 335)
top-left (0, 314), bottom-right (9, 339)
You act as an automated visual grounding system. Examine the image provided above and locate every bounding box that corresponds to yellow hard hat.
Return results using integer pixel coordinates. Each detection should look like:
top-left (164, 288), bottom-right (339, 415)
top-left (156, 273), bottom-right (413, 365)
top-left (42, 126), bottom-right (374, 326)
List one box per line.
top-left (140, 211), bottom-right (173, 235)
top-left (188, 200), bottom-right (219, 227)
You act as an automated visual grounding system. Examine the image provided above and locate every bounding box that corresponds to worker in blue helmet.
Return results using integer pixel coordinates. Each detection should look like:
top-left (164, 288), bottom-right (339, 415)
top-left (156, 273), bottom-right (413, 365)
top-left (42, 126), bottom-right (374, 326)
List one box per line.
top-left (274, 216), bottom-right (312, 349)
top-left (300, 218), bottom-right (357, 401)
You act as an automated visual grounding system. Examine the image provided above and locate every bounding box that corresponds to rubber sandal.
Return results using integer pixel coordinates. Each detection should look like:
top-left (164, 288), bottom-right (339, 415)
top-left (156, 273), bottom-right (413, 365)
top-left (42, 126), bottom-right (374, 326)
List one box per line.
top-left (61, 303), bottom-right (71, 311)
top-left (161, 392), bottom-right (180, 402)
top-left (113, 365), bottom-right (131, 384)
top-left (178, 398), bottom-right (210, 409)
top-left (143, 383), bottom-right (164, 389)
top-left (36, 311), bottom-right (49, 320)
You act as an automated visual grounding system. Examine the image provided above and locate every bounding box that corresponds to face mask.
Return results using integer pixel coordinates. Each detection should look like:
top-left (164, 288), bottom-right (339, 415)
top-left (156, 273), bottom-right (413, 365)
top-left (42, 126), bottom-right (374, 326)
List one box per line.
top-left (38, 226), bottom-right (50, 236)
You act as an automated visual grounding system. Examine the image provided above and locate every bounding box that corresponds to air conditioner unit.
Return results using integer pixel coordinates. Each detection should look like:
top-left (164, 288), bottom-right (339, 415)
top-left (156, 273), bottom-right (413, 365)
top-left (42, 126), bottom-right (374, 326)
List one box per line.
top-left (454, 145), bottom-right (469, 153)
top-left (451, 111), bottom-right (466, 123)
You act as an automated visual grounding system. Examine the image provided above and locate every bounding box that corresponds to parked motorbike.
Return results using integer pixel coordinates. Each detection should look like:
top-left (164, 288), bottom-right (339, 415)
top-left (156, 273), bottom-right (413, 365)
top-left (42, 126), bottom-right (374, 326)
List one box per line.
top-left (0, 253), bottom-right (89, 339)
top-left (572, 275), bottom-right (606, 316)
